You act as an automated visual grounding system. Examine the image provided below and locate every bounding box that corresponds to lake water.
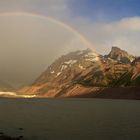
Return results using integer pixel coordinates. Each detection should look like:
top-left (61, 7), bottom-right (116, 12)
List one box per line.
top-left (0, 98), bottom-right (140, 140)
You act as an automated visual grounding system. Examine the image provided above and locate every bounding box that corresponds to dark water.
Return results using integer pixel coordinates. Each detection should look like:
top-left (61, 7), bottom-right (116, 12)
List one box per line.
top-left (0, 98), bottom-right (140, 140)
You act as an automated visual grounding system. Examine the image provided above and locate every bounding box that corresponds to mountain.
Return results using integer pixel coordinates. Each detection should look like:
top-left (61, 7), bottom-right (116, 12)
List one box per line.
top-left (19, 47), bottom-right (140, 99)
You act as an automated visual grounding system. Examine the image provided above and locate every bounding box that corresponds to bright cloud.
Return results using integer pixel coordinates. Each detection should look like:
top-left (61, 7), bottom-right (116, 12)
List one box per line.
top-left (70, 16), bottom-right (140, 56)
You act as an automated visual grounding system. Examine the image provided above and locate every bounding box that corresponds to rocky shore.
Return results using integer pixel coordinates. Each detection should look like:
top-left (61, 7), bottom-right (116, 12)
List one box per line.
top-left (0, 130), bottom-right (24, 140)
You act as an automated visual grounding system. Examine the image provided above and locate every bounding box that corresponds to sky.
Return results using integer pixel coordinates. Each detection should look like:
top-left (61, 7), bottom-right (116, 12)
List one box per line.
top-left (0, 0), bottom-right (140, 87)
top-left (69, 0), bottom-right (140, 21)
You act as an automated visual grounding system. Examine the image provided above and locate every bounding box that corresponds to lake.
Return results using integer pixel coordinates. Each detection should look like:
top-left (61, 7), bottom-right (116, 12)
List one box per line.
top-left (0, 98), bottom-right (140, 140)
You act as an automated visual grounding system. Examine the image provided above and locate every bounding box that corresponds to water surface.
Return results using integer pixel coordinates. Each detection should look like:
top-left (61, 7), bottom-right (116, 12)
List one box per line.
top-left (0, 98), bottom-right (140, 140)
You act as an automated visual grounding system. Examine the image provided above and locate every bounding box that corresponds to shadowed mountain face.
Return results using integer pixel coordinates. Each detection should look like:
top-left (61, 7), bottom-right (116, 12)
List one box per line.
top-left (19, 47), bottom-right (140, 98)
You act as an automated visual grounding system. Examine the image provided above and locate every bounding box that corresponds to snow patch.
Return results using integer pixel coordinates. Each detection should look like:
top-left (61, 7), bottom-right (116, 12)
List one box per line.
top-left (61, 65), bottom-right (68, 71)
top-left (79, 64), bottom-right (86, 70)
top-left (84, 52), bottom-right (99, 62)
top-left (64, 60), bottom-right (77, 65)
top-left (56, 72), bottom-right (62, 77)
top-left (50, 71), bottom-right (55, 74)
top-left (85, 56), bottom-right (99, 62)
top-left (85, 52), bottom-right (97, 57)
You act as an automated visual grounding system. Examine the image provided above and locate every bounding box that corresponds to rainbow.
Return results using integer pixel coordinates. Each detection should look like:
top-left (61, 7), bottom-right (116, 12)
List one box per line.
top-left (0, 12), bottom-right (97, 52)
top-left (0, 12), bottom-right (104, 71)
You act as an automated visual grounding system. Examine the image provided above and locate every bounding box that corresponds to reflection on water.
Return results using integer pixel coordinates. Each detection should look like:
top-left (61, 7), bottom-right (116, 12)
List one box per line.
top-left (0, 98), bottom-right (140, 140)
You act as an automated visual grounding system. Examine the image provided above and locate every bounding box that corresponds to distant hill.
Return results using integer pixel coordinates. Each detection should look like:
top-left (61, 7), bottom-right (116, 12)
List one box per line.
top-left (19, 47), bottom-right (140, 99)
top-left (0, 80), bottom-right (14, 91)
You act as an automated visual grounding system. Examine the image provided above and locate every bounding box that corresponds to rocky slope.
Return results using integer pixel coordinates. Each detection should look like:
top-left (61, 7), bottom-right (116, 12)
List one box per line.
top-left (20, 47), bottom-right (140, 98)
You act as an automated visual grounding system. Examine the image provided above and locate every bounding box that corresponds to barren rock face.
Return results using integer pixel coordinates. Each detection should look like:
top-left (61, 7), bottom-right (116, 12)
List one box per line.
top-left (107, 46), bottom-right (135, 63)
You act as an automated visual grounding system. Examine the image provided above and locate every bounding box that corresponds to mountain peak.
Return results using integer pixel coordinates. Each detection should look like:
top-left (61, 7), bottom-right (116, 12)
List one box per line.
top-left (111, 46), bottom-right (127, 54)
top-left (112, 46), bottom-right (121, 50)
top-left (108, 46), bottom-right (135, 63)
